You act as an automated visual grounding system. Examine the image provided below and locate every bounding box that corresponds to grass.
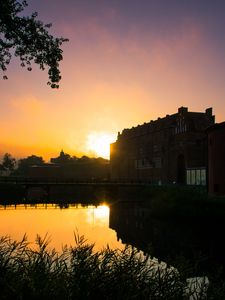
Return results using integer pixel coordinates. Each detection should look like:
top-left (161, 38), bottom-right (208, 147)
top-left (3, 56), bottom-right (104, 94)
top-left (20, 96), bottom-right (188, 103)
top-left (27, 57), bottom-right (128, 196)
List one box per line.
top-left (137, 185), bottom-right (225, 221)
top-left (0, 234), bottom-right (220, 300)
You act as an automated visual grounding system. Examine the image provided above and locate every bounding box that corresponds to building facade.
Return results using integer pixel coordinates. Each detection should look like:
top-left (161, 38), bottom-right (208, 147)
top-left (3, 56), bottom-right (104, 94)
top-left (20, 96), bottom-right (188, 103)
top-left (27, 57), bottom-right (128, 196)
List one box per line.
top-left (207, 122), bottom-right (225, 195)
top-left (110, 107), bottom-right (215, 185)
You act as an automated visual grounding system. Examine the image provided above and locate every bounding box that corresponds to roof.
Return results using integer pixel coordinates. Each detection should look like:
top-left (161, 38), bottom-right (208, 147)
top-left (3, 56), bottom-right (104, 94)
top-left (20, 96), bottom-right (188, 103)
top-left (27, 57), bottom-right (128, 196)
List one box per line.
top-left (118, 107), bottom-right (214, 139)
top-left (206, 121), bottom-right (225, 133)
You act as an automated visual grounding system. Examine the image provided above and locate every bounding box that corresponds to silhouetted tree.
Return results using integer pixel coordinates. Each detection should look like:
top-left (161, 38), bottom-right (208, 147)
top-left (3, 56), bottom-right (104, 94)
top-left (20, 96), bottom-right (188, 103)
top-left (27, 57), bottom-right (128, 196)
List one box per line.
top-left (79, 155), bottom-right (91, 163)
top-left (0, 153), bottom-right (16, 173)
top-left (15, 154), bottom-right (44, 175)
top-left (0, 0), bottom-right (68, 88)
top-left (50, 152), bottom-right (109, 168)
top-left (95, 157), bottom-right (109, 164)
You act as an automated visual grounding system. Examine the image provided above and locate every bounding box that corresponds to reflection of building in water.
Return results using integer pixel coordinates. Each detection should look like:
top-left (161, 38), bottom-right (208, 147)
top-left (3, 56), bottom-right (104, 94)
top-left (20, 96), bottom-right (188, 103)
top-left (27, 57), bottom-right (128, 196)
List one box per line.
top-left (207, 122), bottom-right (225, 195)
top-left (110, 107), bottom-right (215, 185)
top-left (110, 202), bottom-right (189, 257)
top-left (110, 202), bottom-right (152, 252)
top-left (109, 202), bottom-right (225, 273)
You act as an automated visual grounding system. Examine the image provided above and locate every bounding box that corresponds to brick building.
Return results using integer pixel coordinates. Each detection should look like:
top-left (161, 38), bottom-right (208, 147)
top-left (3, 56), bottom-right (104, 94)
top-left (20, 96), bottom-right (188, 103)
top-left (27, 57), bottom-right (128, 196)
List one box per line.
top-left (110, 107), bottom-right (215, 185)
top-left (207, 122), bottom-right (225, 195)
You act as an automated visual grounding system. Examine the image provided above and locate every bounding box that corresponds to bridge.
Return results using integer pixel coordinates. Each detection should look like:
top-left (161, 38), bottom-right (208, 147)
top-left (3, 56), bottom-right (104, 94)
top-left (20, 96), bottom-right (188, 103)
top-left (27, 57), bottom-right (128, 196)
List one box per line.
top-left (0, 176), bottom-right (151, 187)
top-left (0, 176), bottom-right (152, 202)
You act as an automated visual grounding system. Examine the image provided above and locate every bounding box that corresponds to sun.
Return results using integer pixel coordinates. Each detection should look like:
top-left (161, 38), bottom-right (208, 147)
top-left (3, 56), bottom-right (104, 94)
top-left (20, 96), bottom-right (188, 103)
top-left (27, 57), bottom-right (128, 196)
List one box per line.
top-left (86, 132), bottom-right (116, 159)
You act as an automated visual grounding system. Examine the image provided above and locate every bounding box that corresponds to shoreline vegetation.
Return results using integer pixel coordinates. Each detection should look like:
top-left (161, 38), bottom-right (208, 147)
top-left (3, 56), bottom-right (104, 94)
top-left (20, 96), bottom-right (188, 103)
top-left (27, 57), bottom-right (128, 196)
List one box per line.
top-left (0, 184), bottom-right (225, 220)
top-left (0, 234), bottom-right (221, 300)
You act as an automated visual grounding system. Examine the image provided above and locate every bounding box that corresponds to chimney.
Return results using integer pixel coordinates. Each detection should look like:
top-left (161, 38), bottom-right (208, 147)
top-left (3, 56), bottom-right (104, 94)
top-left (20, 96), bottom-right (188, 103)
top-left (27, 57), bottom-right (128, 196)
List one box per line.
top-left (178, 107), bottom-right (188, 114)
top-left (205, 107), bottom-right (212, 116)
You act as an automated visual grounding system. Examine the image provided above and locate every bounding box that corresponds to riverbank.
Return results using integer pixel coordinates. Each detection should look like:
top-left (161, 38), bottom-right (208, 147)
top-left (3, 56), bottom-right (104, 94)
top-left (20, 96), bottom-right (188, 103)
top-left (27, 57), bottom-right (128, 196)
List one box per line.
top-left (1, 183), bottom-right (225, 220)
top-left (137, 185), bottom-right (225, 222)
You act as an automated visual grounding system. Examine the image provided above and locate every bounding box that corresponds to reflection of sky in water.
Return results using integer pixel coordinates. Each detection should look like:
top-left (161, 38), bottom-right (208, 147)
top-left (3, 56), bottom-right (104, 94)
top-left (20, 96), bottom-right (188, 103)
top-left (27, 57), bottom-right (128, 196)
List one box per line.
top-left (0, 203), bottom-right (178, 280)
top-left (0, 204), bottom-right (124, 252)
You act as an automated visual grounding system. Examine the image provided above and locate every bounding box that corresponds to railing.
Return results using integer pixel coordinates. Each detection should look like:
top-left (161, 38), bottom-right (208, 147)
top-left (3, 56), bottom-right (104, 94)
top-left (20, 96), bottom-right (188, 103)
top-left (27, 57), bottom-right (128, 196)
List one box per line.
top-left (0, 203), bottom-right (96, 210)
top-left (0, 176), bottom-right (152, 186)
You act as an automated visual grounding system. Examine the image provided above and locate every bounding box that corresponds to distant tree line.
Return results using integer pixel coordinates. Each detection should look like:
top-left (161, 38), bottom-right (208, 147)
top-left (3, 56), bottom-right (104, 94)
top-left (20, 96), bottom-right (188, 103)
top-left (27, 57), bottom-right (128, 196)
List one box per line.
top-left (50, 150), bottom-right (108, 165)
top-left (0, 150), bottom-right (109, 176)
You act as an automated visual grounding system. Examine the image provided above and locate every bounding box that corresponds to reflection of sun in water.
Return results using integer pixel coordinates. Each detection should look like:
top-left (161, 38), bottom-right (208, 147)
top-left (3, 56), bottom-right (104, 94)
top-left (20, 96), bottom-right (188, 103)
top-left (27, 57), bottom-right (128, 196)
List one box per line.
top-left (87, 132), bottom-right (116, 159)
top-left (86, 205), bottom-right (110, 226)
top-left (94, 205), bottom-right (109, 220)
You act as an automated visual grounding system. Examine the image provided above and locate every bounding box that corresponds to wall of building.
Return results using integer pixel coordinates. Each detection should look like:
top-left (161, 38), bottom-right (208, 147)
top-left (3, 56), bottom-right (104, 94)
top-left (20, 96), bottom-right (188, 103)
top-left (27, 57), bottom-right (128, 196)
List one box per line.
top-left (28, 161), bottom-right (110, 181)
top-left (207, 122), bottom-right (225, 195)
top-left (110, 107), bottom-right (215, 184)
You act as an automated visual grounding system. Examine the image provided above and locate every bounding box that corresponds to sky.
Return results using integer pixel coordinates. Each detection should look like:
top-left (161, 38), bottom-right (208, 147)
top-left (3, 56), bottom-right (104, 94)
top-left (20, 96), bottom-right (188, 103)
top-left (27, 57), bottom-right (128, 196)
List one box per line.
top-left (1, 0), bottom-right (225, 160)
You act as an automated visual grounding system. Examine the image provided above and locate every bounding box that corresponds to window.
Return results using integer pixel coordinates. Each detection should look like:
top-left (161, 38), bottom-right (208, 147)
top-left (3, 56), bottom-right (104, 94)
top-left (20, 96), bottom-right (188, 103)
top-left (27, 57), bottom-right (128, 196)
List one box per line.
top-left (191, 170), bottom-right (196, 184)
top-left (196, 170), bottom-right (201, 185)
top-left (187, 170), bottom-right (191, 185)
top-left (153, 157), bottom-right (162, 168)
top-left (200, 169), bottom-right (206, 185)
top-left (153, 145), bottom-right (158, 152)
top-left (186, 168), bottom-right (206, 186)
top-left (175, 118), bottom-right (187, 134)
top-left (139, 147), bottom-right (144, 155)
top-left (134, 159), bottom-right (153, 169)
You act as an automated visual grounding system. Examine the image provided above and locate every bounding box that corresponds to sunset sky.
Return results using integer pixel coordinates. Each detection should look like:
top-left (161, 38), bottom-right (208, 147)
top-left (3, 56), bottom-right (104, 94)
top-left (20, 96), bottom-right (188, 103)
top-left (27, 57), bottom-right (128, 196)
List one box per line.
top-left (1, 0), bottom-right (225, 160)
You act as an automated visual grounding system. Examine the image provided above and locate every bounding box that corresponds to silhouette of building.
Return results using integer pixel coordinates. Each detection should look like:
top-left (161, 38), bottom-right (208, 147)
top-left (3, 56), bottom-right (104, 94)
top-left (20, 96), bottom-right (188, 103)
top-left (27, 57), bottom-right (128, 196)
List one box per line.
top-left (28, 158), bottom-right (110, 181)
top-left (50, 149), bottom-right (72, 164)
top-left (110, 107), bottom-right (215, 185)
top-left (207, 122), bottom-right (225, 195)
top-left (28, 164), bottom-right (63, 178)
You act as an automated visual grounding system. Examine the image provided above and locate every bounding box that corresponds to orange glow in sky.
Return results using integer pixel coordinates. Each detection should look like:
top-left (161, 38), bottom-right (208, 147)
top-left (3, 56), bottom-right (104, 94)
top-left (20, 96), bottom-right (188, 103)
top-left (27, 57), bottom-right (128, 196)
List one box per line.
top-left (1, 0), bottom-right (225, 160)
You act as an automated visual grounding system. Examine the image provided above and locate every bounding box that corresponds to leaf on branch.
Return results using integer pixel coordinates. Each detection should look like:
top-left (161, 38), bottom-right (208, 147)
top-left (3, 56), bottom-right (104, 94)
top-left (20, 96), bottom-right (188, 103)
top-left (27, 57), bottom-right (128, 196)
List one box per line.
top-left (0, 0), bottom-right (68, 88)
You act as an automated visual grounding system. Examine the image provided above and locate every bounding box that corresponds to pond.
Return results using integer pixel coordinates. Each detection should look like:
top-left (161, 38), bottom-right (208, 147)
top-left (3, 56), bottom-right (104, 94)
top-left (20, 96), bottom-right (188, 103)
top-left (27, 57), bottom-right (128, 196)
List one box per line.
top-left (0, 203), bottom-right (124, 252)
top-left (1, 200), bottom-right (225, 278)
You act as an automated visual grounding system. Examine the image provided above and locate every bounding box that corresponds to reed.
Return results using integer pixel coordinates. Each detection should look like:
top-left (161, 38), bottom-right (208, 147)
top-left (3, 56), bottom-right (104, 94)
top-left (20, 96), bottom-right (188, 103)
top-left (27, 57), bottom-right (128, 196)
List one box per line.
top-left (0, 234), bottom-right (220, 299)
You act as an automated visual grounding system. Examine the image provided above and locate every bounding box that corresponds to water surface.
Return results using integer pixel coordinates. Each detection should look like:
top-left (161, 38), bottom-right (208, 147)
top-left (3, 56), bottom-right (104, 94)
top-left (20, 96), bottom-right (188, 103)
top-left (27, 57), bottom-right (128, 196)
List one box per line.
top-left (0, 203), bottom-right (123, 251)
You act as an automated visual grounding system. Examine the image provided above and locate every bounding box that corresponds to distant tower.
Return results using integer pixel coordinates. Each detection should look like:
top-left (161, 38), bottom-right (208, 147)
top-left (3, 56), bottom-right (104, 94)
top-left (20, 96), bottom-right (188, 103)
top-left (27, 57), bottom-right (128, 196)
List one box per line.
top-left (60, 149), bottom-right (65, 157)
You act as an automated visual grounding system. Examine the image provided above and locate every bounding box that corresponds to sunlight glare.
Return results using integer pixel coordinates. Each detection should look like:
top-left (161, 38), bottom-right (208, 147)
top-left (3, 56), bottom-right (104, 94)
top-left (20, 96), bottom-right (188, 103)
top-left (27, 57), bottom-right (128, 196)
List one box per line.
top-left (86, 132), bottom-right (116, 158)
top-left (94, 205), bottom-right (109, 220)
